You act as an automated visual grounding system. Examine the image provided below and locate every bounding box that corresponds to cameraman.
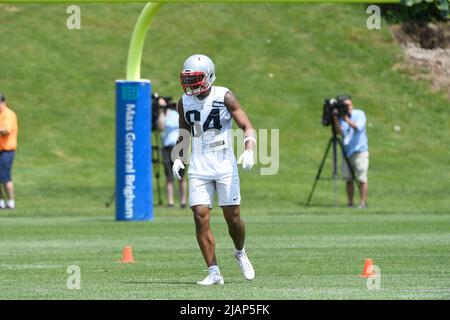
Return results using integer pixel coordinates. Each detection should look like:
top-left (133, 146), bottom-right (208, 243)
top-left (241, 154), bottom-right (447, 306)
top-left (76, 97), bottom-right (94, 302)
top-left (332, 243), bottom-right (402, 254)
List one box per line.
top-left (157, 97), bottom-right (187, 208)
top-left (332, 97), bottom-right (369, 208)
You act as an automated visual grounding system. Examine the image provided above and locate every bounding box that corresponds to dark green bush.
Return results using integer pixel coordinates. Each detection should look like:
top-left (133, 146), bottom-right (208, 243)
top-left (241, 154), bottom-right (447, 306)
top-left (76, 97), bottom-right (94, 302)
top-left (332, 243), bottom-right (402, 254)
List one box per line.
top-left (381, 0), bottom-right (449, 22)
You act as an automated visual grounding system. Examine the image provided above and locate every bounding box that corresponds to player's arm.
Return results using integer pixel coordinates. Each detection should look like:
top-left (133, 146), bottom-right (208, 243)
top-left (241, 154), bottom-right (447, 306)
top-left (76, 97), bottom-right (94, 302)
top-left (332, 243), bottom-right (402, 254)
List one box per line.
top-left (224, 91), bottom-right (256, 151)
top-left (172, 99), bottom-right (190, 180)
top-left (176, 98), bottom-right (191, 159)
top-left (224, 91), bottom-right (256, 170)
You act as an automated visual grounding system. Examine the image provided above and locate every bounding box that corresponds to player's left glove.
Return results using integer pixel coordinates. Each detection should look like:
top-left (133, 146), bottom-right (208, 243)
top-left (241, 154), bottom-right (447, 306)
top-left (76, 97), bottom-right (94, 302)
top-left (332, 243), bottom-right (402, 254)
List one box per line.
top-left (172, 158), bottom-right (185, 180)
top-left (238, 149), bottom-right (254, 171)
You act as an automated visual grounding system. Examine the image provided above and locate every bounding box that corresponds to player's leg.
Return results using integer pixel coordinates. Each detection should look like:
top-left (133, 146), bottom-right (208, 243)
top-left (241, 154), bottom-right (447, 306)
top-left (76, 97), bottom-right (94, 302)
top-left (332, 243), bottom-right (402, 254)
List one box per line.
top-left (192, 205), bottom-right (217, 267)
top-left (192, 205), bottom-right (223, 285)
top-left (222, 204), bottom-right (255, 281)
top-left (218, 175), bottom-right (254, 280)
top-left (189, 177), bottom-right (223, 285)
top-left (217, 174), bottom-right (244, 248)
top-left (222, 205), bottom-right (245, 250)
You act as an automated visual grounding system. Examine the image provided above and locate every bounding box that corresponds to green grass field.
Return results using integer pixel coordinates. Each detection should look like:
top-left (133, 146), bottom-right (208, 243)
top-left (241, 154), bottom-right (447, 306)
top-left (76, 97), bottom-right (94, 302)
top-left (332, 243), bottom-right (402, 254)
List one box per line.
top-left (0, 3), bottom-right (449, 299)
top-left (1, 209), bottom-right (450, 299)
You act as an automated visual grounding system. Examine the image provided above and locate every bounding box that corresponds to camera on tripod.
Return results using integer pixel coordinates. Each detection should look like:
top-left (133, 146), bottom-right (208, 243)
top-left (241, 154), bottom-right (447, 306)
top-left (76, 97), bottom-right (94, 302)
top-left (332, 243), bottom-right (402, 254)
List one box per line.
top-left (322, 94), bottom-right (351, 126)
top-left (306, 93), bottom-right (357, 206)
top-left (151, 93), bottom-right (177, 131)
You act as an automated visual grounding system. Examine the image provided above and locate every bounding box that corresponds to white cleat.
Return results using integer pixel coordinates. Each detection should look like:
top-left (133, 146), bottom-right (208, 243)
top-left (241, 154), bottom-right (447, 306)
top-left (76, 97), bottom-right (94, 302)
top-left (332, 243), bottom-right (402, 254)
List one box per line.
top-left (197, 273), bottom-right (224, 286)
top-left (235, 250), bottom-right (255, 281)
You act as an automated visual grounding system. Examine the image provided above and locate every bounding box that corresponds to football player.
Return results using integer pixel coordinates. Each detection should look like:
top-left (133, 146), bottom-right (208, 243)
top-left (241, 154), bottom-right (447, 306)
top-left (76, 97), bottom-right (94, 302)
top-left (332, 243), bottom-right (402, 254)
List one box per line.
top-left (172, 54), bottom-right (256, 285)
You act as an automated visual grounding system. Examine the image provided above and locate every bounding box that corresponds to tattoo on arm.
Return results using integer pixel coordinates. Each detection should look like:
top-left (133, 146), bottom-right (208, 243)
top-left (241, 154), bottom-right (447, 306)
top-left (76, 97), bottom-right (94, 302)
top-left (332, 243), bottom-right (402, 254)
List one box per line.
top-left (177, 99), bottom-right (189, 132)
top-left (224, 91), bottom-right (239, 109)
top-left (225, 91), bottom-right (255, 149)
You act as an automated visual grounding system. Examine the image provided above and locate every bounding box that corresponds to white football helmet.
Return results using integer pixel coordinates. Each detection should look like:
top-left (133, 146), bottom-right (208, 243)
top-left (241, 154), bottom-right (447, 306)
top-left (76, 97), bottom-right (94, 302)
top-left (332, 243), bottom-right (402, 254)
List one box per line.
top-left (180, 54), bottom-right (216, 96)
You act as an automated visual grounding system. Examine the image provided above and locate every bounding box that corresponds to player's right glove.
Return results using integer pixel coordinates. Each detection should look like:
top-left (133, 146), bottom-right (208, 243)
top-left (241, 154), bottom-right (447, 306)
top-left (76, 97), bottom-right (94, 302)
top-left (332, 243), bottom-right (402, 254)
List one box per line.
top-left (238, 149), bottom-right (254, 171)
top-left (172, 158), bottom-right (185, 180)
top-left (238, 136), bottom-right (256, 171)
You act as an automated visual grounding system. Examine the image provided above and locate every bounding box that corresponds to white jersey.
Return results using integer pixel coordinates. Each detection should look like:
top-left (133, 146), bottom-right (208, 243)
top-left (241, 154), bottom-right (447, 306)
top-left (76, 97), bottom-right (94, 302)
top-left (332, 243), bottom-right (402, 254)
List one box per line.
top-left (182, 86), bottom-right (237, 179)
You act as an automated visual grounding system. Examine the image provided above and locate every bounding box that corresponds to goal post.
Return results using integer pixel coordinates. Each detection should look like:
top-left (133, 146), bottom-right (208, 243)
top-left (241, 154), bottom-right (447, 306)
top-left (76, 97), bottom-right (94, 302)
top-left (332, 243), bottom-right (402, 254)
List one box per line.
top-left (115, 2), bottom-right (163, 221)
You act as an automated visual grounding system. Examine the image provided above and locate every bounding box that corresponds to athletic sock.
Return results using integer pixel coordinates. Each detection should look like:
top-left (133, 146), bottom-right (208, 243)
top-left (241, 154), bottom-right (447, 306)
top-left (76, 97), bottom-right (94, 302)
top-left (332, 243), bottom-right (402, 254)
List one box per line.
top-left (0, 199), bottom-right (5, 209)
top-left (208, 265), bottom-right (221, 275)
top-left (235, 248), bottom-right (246, 258)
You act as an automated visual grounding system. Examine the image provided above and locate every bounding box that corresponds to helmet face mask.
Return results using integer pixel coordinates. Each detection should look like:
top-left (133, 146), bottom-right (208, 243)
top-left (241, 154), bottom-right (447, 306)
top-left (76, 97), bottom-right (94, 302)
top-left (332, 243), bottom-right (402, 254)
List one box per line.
top-left (179, 71), bottom-right (208, 96)
top-left (180, 54), bottom-right (216, 96)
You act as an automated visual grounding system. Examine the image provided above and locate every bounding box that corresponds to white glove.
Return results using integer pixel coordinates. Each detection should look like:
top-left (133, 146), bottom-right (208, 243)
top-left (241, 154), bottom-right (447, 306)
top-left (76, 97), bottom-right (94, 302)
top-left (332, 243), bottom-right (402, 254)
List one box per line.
top-left (237, 149), bottom-right (254, 171)
top-left (172, 159), bottom-right (185, 180)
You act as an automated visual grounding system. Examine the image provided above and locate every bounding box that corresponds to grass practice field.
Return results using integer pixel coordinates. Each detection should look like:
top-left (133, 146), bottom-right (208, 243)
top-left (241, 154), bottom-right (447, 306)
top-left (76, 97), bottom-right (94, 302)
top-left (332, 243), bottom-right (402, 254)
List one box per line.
top-left (0, 3), bottom-right (449, 299)
top-left (1, 209), bottom-right (450, 299)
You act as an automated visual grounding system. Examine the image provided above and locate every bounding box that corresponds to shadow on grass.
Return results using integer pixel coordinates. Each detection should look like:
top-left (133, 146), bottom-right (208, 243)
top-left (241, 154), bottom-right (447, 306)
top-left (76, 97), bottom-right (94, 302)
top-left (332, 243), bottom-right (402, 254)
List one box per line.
top-left (300, 203), bottom-right (340, 208)
top-left (121, 280), bottom-right (242, 285)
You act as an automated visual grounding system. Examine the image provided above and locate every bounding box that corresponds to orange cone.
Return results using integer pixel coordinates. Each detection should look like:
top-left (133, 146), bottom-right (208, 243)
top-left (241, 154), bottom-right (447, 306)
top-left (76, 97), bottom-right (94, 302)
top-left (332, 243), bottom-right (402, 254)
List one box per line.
top-left (120, 245), bottom-right (136, 263)
top-left (360, 258), bottom-right (375, 277)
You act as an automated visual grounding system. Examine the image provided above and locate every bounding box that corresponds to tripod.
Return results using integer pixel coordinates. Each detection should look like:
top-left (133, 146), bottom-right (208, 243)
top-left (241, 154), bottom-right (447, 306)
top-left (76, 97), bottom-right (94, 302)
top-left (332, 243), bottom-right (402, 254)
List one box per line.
top-left (152, 130), bottom-right (163, 206)
top-left (306, 120), bottom-right (357, 207)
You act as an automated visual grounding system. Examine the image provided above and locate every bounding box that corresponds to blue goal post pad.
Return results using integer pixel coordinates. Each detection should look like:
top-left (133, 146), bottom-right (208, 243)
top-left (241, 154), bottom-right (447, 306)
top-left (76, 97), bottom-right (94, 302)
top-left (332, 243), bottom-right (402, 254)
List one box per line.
top-left (115, 80), bottom-right (153, 221)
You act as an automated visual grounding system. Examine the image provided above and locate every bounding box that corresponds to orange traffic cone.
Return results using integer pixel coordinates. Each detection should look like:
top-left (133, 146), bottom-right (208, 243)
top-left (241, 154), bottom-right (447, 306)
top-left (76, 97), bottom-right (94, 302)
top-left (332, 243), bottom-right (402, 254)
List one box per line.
top-left (120, 245), bottom-right (136, 263)
top-left (360, 258), bottom-right (375, 277)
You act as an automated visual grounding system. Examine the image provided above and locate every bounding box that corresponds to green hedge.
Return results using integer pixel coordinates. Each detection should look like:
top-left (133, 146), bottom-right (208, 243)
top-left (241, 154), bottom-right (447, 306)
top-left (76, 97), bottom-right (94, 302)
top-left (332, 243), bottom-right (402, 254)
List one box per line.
top-left (381, 0), bottom-right (449, 22)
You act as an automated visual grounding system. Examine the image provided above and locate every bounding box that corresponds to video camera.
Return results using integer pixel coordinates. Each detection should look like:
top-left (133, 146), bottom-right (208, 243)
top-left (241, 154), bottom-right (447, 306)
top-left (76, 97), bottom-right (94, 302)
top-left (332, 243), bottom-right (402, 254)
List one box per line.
top-left (151, 93), bottom-right (177, 131)
top-left (322, 94), bottom-right (351, 126)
